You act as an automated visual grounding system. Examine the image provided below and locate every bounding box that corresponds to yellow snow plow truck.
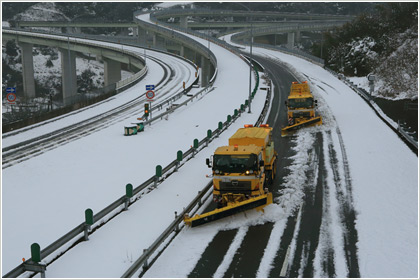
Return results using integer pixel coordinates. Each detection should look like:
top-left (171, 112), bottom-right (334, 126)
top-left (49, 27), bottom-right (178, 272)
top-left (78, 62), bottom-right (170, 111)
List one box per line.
top-left (281, 81), bottom-right (322, 136)
top-left (184, 124), bottom-right (277, 227)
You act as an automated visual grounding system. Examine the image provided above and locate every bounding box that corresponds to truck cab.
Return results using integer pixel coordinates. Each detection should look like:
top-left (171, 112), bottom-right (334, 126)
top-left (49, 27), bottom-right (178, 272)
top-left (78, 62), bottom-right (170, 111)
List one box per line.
top-left (285, 81), bottom-right (318, 126)
top-left (209, 145), bottom-right (266, 207)
top-left (206, 125), bottom-right (277, 208)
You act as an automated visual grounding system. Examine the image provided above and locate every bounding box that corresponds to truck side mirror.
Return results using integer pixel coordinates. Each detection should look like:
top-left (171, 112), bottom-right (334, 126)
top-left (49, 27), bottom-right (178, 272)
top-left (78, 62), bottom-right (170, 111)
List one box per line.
top-left (206, 158), bottom-right (212, 168)
top-left (284, 101), bottom-right (288, 106)
top-left (259, 160), bottom-right (265, 167)
top-left (314, 100), bottom-right (318, 106)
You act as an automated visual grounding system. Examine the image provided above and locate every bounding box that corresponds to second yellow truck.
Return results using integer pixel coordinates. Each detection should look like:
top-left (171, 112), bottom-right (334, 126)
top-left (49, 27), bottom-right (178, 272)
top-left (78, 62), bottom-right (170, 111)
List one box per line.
top-left (184, 124), bottom-right (277, 227)
top-left (281, 81), bottom-right (322, 136)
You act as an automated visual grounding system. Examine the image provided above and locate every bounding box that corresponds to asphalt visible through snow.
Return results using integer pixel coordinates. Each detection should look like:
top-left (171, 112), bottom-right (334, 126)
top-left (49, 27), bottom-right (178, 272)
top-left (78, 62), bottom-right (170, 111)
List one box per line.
top-left (184, 54), bottom-right (361, 278)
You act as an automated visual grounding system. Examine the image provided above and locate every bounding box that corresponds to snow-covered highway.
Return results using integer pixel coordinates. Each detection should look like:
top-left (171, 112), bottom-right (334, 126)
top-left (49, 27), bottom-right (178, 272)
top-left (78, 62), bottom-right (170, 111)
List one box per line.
top-left (2, 9), bottom-right (418, 279)
top-left (1, 17), bottom-right (258, 275)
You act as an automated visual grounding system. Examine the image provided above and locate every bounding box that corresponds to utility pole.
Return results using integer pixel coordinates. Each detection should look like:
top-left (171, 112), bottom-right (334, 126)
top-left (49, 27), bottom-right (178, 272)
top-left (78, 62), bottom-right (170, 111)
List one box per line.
top-left (237, 3), bottom-right (253, 113)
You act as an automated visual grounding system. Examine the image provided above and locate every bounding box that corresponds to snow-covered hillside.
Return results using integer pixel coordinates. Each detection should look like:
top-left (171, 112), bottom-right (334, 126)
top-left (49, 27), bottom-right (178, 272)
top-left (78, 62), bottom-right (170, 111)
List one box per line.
top-left (12, 2), bottom-right (70, 22)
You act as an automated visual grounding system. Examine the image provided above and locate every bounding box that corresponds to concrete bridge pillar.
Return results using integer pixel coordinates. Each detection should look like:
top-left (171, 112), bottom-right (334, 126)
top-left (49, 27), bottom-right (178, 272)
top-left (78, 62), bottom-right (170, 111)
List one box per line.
top-left (200, 56), bottom-right (210, 88)
top-left (120, 27), bottom-right (129, 36)
top-left (19, 42), bottom-right (36, 99)
top-left (104, 58), bottom-right (122, 86)
top-left (133, 26), bottom-right (139, 37)
top-left (152, 33), bottom-right (157, 47)
top-left (59, 47), bottom-right (77, 105)
top-left (66, 27), bottom-right (81, 34)
top-left (295, 30), bottom-right (301, 43)
top-left (287, 32), bottom-right (295, 48)
top-left (180, 16), bottom-right (188, 29)
top-left (180, 44), bottom-right (184, 57)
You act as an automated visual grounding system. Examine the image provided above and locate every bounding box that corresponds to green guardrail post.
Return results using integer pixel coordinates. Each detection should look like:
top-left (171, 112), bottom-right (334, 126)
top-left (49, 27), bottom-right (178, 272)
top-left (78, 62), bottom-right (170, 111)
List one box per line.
top-left (31, 243), bottom-right (41, 263)
top-left (84, 208), bottom-right (93, 241)
top-left (125, 183), bottom-right (133, 210)
top-left (175, 150), bottom-right (183, 171)
top-left (227, 114), bottom-right (232, 123)
top-left (234, 109), bottom-right (238, 117)
top-left (217, 121), bottom-right (223, 137)
top-left (156, 165), bottom-right (162, 177)
top-left (192, 138), bottom-right (199, 157)
top-left (155, 165), bottom-right (162, 188)
top-left (177, 150), bottom-right (183, 162)
top-left (206, 129), bottom-right (212, 146)
top-left (245, 99), bottom-right (249, 106)
top-left (27, 243), bottom-right (46, 277)
top-left (241, 104), bottom-right (245, 112)
top-left (85, 209), bottom-right (93, 225)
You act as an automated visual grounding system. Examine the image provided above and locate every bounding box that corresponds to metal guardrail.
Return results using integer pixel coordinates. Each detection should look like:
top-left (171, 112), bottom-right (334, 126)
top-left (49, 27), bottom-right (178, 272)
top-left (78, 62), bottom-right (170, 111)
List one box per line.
top-left (232, 39), bottom-right (325, 67)
top-left (3, 28), bottom-right (146, 71)
top-left (121, 65), bottom-right (271, 278)
top-left (121, 181), bottom-right (213, 278)
top-left (2, 76), bottom-right (258, 278)
top-left (4, 11), bottom-right (264, 277)
top-left (116, 66), bottom-right (148, 91)
top-left (398, 122), bottom-right (418, 149)
top-left (2, 28), bottom-right (148, 122)
top-left (231, 21), bottom-right (348, 41)
top-left (133, 11), bottom-right (218, 68)
top-left (152, 8), bottom-right (356, 21)
top-left (326, 68), bottom-right (418, 153)
top-left (247, 39), bottom-right (417, 153)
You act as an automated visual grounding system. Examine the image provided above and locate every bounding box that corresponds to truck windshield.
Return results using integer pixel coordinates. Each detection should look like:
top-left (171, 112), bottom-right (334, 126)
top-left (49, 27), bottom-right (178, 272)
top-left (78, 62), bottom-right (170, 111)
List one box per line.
top-left (288, 98), bottom-right (313, 109)
top-left (213, 154), bottom-right (258, 173)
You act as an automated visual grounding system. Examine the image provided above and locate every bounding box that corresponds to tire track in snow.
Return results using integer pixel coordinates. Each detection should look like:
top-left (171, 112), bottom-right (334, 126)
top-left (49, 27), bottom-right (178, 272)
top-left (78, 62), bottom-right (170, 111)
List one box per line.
top-left (213, 226), bottom-right (248, 277)
top-left (188, 229), bottom-right (238, 277)
top-left (222, 223), bottom-right (273, 277)
top-left (326, 129), bottom-right (361, 277)
top-left (288, 132), bottom-right (326, 277)
top-left (313, 130), bottom-right (338, 278)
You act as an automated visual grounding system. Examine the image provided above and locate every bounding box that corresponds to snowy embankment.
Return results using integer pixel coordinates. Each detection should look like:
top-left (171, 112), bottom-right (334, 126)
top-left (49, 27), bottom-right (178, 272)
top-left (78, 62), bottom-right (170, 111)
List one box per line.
top-left (252, 48), bottom-right (418, 277)
top-left (1, 21), bottom-right (258, 276)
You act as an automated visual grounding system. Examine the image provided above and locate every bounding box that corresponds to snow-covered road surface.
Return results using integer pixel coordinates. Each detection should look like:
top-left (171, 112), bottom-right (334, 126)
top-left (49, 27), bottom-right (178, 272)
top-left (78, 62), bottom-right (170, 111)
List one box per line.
top-left (1, 21), bottom-right (257, 275)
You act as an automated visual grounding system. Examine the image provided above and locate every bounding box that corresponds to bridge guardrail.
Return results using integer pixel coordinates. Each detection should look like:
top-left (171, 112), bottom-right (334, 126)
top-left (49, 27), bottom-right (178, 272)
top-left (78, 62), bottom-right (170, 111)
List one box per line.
top-left (152, 8), bottom-right (356, 21)
top-left (3, 27), bottom-right (146, 77)
top-left (133, 11), bottom-right (218, 71)
top-left (2, 28), bottom-right (149, 127)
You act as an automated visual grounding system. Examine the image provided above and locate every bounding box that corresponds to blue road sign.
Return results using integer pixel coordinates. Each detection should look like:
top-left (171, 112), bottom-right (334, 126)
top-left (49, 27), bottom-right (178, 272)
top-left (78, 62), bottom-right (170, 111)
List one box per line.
top-left (6, 87), bottom-right (16, 93)
top-left (146, 85), bottom-right (155, 90)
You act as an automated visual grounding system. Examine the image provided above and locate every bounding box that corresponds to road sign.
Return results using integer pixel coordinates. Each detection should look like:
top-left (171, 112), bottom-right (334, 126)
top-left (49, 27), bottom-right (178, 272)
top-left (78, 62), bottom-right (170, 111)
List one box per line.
top-left (6, 93), bottom-right (16, 103)
top-left (6, 87), bottom-right (16, 93)
top-left (146, 90), bottom-right (155, 100)
top-left (146, 85), bottom-right (155, 90)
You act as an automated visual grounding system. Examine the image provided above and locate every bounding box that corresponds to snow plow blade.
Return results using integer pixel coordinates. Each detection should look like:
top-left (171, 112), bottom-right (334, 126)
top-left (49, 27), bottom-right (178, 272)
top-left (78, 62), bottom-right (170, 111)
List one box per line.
top-left (184, 193), bottom-right (273, 228)
top-left (281, 116), bottom-right (322, 137)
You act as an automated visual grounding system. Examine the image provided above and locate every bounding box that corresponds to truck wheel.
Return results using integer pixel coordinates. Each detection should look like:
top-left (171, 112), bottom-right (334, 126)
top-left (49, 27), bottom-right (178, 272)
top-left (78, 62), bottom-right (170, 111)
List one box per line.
top-left (272, 159), bottom-right (277, 180)
top-left (266, 170), bottom-right (273, 185)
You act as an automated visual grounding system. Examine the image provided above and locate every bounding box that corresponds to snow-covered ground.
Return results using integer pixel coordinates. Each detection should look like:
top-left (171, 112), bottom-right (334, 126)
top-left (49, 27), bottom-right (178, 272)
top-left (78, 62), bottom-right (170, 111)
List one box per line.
top-left (1, 18), bottom-right (257, 275)
top-left (146, 34), bottom-right (418, 278)
top-left (2, 11), bottom-right (418, 279)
